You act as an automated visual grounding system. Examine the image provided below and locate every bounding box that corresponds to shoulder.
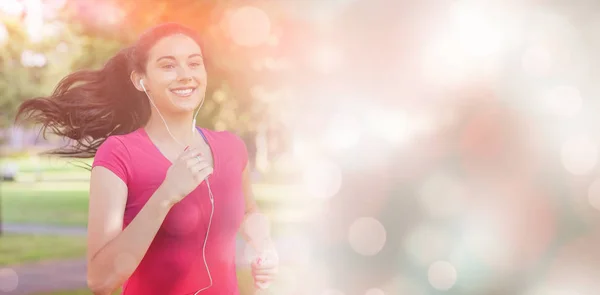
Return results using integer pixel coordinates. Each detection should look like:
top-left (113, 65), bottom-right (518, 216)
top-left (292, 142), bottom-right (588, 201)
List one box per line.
top-left (95, 135), bottom-right (127, 159)
top-left (97, 134), bottom-right (127, 151)
top-left (95, 129), bottom-right (142, 156)
top-left (92, 129), bottom-right (143, 183)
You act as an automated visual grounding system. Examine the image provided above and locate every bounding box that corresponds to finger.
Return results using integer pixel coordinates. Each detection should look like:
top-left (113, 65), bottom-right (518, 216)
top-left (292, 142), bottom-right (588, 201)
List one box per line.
top-left (186, 156), bottom-right (207, 168)
top-left (252, 259), bottom-right (278, 269)
top-left (255, 281), bottom-right (271, 290)
top-left (254, 280), bottom-right (268, 287)
top-left (252, 272), bottom-right (277, 279)
top-left (182, 145), bottom-right (201, 155)
top-left (184, 150), bottom-right (203, 161)
top-left (253, 270), bottom-right (278, 278)
top-left (194, 166), bottom-right (214, 181)
top-left (252, 263), bottom-right (278, 272)
top-left (190, 160), bottom-right (212, 173)
top-left (253, 266), bottom-right (278, 274)
top-left (253, 275), bottom-right (274, 282)
top-left (180, 147), bottom-right (203, 160)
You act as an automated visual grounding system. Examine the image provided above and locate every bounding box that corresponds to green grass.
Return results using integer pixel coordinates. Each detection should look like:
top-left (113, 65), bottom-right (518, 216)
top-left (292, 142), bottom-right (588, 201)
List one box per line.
top-left (1, 181), bottom-right (90, 226)
top-left (0, 233), bottom-right (87, 266)
top-left (1, 155), bottom-right (93, 227)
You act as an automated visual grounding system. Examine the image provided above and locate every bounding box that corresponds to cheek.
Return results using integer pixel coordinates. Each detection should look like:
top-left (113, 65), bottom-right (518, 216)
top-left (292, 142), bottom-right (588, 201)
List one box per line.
top-left (147, 74), bottom-right (176, 93)
top-left (157, 72), bottom-right (178, 85)
top-left (148, 66), bottom-right (175, 80)
top-left (194, 68), bottom-right (208, 81)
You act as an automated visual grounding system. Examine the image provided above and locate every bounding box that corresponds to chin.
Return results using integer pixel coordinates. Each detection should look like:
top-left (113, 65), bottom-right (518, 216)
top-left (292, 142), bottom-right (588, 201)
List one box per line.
top-left (174, 102), bottom-right (199, 113)
top-left (167, 94), bottom-right (204, 112)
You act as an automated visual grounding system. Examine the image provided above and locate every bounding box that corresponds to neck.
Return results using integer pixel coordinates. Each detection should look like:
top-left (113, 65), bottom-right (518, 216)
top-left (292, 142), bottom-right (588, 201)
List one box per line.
top-left (145, 111), bottom-right (196, 147)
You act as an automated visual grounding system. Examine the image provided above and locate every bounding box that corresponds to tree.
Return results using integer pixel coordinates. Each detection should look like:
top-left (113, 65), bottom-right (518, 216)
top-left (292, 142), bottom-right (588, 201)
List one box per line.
top-left (2, 0), bottom-right (302, 144)
top-left (0, 12), bottom-right (123, 129)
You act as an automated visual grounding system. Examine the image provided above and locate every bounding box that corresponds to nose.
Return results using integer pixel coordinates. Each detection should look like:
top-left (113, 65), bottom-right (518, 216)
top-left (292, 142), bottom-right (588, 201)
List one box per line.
top-left (176, 66), bottom-right (193, 83)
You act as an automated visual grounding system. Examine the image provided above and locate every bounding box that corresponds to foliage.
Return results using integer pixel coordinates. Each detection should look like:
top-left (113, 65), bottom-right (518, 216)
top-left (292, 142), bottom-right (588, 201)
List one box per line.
top-left (1, 0), bottom-right (293, 138)
top-left (0, 14), bottom-right (122, 128)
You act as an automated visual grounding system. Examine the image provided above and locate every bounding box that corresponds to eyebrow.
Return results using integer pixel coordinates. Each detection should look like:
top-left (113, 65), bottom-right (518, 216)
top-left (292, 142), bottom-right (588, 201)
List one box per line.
top-left (156, 53), bottom-right (203, 63)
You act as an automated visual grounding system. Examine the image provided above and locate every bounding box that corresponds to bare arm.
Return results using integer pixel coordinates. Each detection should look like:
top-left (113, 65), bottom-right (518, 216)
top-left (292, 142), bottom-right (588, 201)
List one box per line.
top-left (86, 167), bottom-right (174, 295)
top-left (239, 165), bottom-right (273, 252)
top-left (239, 164), bottom-right (279, 290)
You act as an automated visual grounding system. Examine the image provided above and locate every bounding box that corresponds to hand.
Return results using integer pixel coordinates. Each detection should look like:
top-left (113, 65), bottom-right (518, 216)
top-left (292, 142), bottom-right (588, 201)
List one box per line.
top-left (251, 248), bottom-right (279, 290)
top-left (161, 146), bottom-right (213, 205)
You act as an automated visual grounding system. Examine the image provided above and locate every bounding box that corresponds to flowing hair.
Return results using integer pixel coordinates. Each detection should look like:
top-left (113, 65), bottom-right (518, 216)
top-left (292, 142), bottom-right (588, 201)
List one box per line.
top-left (15, 23), bottom-right (204, 159)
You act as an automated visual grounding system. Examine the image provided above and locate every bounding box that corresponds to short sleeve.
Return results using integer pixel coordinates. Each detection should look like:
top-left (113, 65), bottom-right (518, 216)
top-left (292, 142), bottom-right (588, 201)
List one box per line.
top-left (92, 136), bottom-right (131, 185)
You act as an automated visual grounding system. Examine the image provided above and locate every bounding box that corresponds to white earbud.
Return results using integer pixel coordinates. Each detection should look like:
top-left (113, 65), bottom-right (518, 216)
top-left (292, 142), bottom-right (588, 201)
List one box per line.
top-left (139, 79), bottom-right (146, 92)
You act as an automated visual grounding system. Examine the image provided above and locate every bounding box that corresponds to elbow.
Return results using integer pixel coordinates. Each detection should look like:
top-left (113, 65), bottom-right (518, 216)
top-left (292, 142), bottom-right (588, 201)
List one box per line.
top-left (87, 259), bottom-right (133, 295)
top-left (87, 276), bottom-right (111, 295)
top-left (87, 267), bottom-right (116, 295)
top-left (87, 282), bottom-right (109, 295)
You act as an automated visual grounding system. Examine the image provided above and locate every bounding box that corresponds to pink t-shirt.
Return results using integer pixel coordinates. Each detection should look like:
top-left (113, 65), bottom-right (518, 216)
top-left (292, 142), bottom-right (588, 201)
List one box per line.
top-left (92, 127), bottom-right (247, 295)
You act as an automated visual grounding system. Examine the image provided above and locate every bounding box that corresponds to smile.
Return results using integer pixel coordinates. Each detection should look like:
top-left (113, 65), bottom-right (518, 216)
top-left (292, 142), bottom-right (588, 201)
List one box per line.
top-left (170, 87), bottom-right (196, 97)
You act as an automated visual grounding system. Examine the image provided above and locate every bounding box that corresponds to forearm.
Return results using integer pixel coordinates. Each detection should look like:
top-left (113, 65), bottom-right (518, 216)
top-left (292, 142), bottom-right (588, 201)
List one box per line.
top-left (239, 206), bottom-right (273, 252)
top-left (87, 184), bottom-right (174, 294)
top-left (239, 205), bottom-right (259, 242)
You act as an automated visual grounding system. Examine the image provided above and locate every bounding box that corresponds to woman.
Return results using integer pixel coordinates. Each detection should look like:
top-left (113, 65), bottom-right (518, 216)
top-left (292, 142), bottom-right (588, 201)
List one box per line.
top-left (16, 23), bottom-right (278, 295)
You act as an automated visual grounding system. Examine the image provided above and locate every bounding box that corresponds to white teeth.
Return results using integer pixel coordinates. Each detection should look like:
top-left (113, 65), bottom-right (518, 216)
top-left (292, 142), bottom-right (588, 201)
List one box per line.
top-left (171, 88), bottom-right (194, 96)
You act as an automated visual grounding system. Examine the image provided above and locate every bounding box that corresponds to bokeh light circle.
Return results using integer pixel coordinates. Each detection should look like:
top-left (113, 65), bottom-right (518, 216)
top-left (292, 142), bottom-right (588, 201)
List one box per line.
top-left (228, 6), bottom-right (271, 47)
top-left (348, 217), bottom-right (387, 256)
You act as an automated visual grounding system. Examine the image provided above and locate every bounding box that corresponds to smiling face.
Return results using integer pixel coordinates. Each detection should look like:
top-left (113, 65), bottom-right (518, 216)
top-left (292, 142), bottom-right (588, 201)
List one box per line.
top-left (138, 33), bottom-right (207, 115)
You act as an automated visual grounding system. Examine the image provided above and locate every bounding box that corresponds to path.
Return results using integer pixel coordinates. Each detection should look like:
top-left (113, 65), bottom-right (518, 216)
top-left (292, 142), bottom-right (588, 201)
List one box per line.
top-left (1, 223), bottom-right (86, 294)
top-left (1, 259), bottom-right (86, 295)
top-left (2, 224), bottom-right (87, 236)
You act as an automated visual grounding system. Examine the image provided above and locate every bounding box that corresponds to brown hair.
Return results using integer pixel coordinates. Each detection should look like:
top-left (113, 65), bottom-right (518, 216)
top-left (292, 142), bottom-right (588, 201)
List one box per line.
top-left (15, 23), bottom-right (204, 158)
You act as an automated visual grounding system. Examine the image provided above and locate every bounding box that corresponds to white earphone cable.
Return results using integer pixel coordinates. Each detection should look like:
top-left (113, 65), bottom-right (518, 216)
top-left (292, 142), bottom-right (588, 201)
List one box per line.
top-left (194, 181), bottom-right (214, 294)
top-left (140, 80), bottom-right (214, 293)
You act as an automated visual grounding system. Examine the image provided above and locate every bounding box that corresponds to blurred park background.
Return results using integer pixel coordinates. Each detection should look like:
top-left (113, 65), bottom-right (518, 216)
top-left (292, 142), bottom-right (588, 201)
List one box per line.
top-left (4, 0), bottom-right (600, 294)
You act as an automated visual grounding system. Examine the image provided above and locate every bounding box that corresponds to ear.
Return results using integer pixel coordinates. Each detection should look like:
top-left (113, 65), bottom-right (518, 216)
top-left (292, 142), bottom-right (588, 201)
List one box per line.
top-left (130, 71), bottom-right (144, 92)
